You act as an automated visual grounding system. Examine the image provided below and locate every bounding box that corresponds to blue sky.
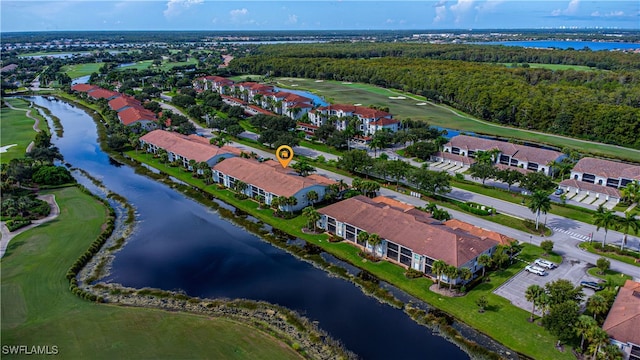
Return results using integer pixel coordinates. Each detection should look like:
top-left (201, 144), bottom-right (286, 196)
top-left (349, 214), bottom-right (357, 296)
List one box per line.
top-left (1, 1), bottom-right (638, 32)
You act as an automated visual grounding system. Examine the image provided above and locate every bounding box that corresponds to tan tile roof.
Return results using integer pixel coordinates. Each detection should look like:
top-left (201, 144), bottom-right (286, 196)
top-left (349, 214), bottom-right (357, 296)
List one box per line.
top-left (140, 130), bottom-right (235, 163)
top-left (88, 88), bottom-right (119, 100)
top-left (444, 219), bottom-right (513, 245)
top-left (118, 107), bottom-right (156, 126)
top-left (314, 104), bottom-right (393, 120)
top-left (494, 163), bottom-right (531, 174)
top-left (213, 157), bottom-right (335, 197)
top-left (447, 135), bottom-right (563, 165)
top-left (318, 196), bottom-right (498, 267)
top-left (434, 151), bottom-right (475, 165)
top-left (573, 157), bottom-right (640, 180)
top-left (559, 179), bottom-right (621, 198)
top-left (371, 196), bottom-right (415, 212)
top-left (603, 280), bottom-right (640, 345)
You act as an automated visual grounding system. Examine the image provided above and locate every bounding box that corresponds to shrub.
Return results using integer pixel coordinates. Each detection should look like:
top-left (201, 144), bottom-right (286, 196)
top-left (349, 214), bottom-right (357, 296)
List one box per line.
top-left (405, 268), bottom-right (424, 279)
top-left (540, 240), bottom-right (554, 254)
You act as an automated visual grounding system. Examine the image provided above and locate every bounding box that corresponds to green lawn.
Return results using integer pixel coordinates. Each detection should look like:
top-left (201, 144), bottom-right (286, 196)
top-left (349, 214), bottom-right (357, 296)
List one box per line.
top-left (586, 268), bottom-right (632, 287)
top-left (62, 63), bottom-right (103, 78)
top-left (1, 98), bottom-right (48, 163)
top-left (127, 150), bottom-right (573, 360)
top-left (117, 58), bottom-right (199, 72)
top-left (579, 242), bottom-right (640, 267)
top-left (0, 186), bottom-right (302, 360)
top-left (274, 77), bottom-right (640, 162)
top-left (500, 63), bottom-right (597, 71)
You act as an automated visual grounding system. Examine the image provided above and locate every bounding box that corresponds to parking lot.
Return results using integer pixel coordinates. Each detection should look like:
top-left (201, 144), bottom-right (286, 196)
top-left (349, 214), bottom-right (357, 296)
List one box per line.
top-left (494, 257), bottom-right (602, 316)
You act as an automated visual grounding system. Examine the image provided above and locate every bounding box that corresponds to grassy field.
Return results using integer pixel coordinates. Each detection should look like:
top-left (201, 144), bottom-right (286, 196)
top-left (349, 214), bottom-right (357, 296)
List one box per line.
top-left (1, 98), bottom-right (49, 164)
top-left (62, 63), bottom-right (103, 78)
top-left (500, 63), bottom-right (597, 71)
top-left (586, 267), bottom-right (632, 287)
top-left (117, 58), bottom-right (199, 72)
top-left (127, 150), bottom-right (573, 360)
top-left (274, 77), bottom-right (640, 162)
top-left (0, 186), bottom-right (302, 360)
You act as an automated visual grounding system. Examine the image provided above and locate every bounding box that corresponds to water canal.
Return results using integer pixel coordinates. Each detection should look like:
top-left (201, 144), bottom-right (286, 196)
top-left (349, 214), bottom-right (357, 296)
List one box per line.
top-left (30, 95), bottom-right (469, 359)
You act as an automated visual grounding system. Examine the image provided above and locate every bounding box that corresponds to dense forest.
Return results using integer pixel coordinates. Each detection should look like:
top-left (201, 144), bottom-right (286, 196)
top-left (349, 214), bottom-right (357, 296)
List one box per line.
top-left (229, 44), bottom-right (640, 149)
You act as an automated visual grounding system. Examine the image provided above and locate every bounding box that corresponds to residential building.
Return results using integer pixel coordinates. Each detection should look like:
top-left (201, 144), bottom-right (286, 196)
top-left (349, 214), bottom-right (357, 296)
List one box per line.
top-left (87, 88), bottom-right (119, 100)
top-left (440, 135), bottom-right (564, 176)
top-left (308, 104), bottom-right (399, 136)
top-left (212, 157), bottom-right (336, 211)
top-left (139, 130), bottom-right (239, 169)
top-left (117, 107), bottom-right (158, 130)
top-left (71, 83), bottom-right (99, 93)
top-left (317, 195), bottom-right (500, 283)
top-left (194, 75), bottom-right (234, 93)
top-left (108, 95), bottom-right (143, 112)
top-left (560, 157), bottom-right (640, 203)
top-left (602, 280), bottom-right (640, 360)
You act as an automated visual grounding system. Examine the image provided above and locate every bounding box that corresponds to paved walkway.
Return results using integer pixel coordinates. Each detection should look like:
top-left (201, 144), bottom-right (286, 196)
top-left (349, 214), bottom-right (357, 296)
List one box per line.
top-left (0, 194), bottom-right (60, 258)
top-left (170, 102), bottom-right (640, 280)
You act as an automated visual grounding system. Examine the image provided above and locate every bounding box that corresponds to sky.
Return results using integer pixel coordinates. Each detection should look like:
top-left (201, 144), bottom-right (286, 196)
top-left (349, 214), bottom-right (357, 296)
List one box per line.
top-left (1, 0), bottom-right (639, 32)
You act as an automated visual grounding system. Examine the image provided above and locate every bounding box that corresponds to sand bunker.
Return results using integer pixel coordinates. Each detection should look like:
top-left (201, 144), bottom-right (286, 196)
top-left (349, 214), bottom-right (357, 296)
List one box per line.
top-left (342, 82), bottom-right (352, 85)
top-left (388, 96), bottom-right (406, 100)
top-left (416, 102), bottom-right (427, 106)
top-left (0, 144), bottom-right (18, 153)
top-left (315, 80), bottom-right (324, 83)
top-left (354, 103), bottom-right (362, 106)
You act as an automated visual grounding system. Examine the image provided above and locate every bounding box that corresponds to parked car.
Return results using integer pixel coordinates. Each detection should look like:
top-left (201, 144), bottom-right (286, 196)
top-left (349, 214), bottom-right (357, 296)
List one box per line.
top-left (534, 258), bottom-right (557, 269)
top-left (525, 265), bottom-right (547, 276)
top-left (554, 188), bottom-right (564, 195)
top-left (580, 281), bottom-right (604, 291)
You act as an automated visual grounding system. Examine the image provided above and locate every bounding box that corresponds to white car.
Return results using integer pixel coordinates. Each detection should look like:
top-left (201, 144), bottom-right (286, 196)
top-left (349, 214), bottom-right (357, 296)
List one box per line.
top-left (534, 259), bottom-right (557, 269)
top-left (525, 265), bottom-right (547, 276)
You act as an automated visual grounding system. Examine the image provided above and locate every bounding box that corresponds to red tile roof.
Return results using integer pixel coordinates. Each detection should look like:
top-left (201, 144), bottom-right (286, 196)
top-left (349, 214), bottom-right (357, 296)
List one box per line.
top-left (71, 84), bottom-right (99, 93)
top-left (88, 88), bottom-right (119, 100)
top-left (318, 196), bottom-right (498, 267)
top-left (559, 179), bottom-right (621, 198)
top-left (494, 163), bottom-right (531, 174)
top-left (118, 107), bottom-right (156, 126)
top-left (140, 130), bottom-right (239, 163)
top-left (434, 151), bottom-right (475, 166)
top-left (314, 104), bottom-right (392, 119)
top-left (213, 157), bottom-right (335, 197)
top-left (108, 96), bottom-right (143, 112)
top-left (446, 135), bottom-right (563, 165)
top-left (370, 118), bottom-right (400, 126)
top-left (445, 219), bottom-right (513, 245)
top-left (572, 157), bottom-right (640, 181)
top-left (602, 280), bottom-right (640, 345)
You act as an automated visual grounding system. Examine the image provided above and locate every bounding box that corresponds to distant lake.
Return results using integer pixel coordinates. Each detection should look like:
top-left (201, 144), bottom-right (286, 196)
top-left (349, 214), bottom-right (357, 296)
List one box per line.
top-left (475, 40), bottom-right (640, 51)
top-left (274, 86), bottom-right (328, 107)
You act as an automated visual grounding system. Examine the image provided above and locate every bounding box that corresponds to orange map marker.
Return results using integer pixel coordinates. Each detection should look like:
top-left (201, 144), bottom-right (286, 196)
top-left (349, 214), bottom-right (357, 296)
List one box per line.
top-left (276, 145), bottom-right (294, 168)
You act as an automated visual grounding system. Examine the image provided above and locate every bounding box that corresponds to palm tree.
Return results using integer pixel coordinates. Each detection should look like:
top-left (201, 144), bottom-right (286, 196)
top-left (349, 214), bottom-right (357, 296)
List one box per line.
top-left (305, 190), bottom-right (319, 207)
top-left (270, 196), bottom-right (282, 211)
top-left (369, 136), bottom-right (384, 157)
top-left (617, 211), bottom-right (639, 251)
top-left (594, 205), bottom-right (618, 248)
top-left (302, 206), bottom-right (321, 232)
top-left (620, 181), bottom-right (640, 205)
top-left (233, 180), bottom-right (248, 195)
top-left (587, 294), bottom-right (609, 321)
top-left (459, 267), bottom-right (472, 286)
top-left (188, 159), bottom-right (197, 172)
top-left (445, 265), bottom-right (459, 290)
top-left (431, 260), bottom-right (447, 289)
top-left (587, 327), bottom-right (609, 360)
top-left (478, 254), bottom-right (492, 278)
top-left (357, 231), bottom-right (369, 247)
top-left (286, 196), bottom-right (298, 213)
top-left (367, 233), bottom-right (382, 258)
top-left (575, 315), bottom-right (597, 350)
top-left (157, 149), bottom-right (168, 165)
top-left (525, 284), bottom-right (544, 322)
top-left (202, 168), bottom-right (213, 184)
top-left (527, 190), bottom-right (552, 230)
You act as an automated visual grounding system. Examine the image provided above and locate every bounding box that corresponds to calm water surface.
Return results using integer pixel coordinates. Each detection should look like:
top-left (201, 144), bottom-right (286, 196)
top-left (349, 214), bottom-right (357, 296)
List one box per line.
top-left (32, 96), bottom-right (468, 360)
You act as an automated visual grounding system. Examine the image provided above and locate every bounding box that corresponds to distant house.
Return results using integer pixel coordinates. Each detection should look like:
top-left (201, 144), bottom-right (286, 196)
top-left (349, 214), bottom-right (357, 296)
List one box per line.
top-left (194, 75), bottom-right (234, 93)
top-left (438, 135), bottom-right (564, 176)
top-left (602, 280), bottom-right (640, 360)
top-left (309, 104), bottom-right (399, 136)
top-left (139, 129), bottom-right (240, 169)
top-left (117, 107), bottom-right (158, 130)
top-left (212, 157), bottom-right (336, 211)
top-left (317, 195), bottom-right (500, 283)
top-left (108, 95), bottom-right (143, 112)
top-left (560, 157), bottom-right (640, 203)
top-left (87, 88), bottom-right (119, 100)
top-left (71, 83), bottom-right (99, 93)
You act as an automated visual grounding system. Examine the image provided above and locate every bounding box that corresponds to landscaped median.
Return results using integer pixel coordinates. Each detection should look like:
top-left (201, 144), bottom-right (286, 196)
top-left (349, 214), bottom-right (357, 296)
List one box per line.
top-left (124, 149), bottom-right (574, 360)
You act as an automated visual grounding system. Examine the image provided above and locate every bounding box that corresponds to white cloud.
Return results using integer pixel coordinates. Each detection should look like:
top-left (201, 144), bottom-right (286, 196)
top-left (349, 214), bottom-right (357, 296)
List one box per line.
top-left (230, 8), bottom-right (248, 17)
top-left (475, 0), bottom-right (504, 13)
top-left (551, 0), bottom-right (580, 16)
top-left (591, 10), bottom-right (624, 17)
top-left (287, 14), bottom-right (298, 24)
top-left (450, 0), bottom-right (474, 24)
top-left (164, 0), bottom-right (203, 18)
top-left (433, 0), bottom-right (447, 23)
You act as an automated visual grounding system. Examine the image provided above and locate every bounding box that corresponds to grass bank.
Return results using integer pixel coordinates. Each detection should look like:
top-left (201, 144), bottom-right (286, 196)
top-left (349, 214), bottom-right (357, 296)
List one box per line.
top-left (586, 268), bottom-right (632, 287)
top-left (579, 242), bottom-right (640, 267)
top-left (62, 63), bottom-right (103, 79)
top-left (0, 186), bottom-right (302, 360)
top-left (275, 77), bottom-right (640, 162)
top-left (1, 97), bottom-right (49, 163)
top-left (126, 150), bottom-right (573, 360)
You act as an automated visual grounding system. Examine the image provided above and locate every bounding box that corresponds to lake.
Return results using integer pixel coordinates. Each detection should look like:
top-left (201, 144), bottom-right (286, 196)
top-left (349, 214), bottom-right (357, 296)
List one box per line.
top-left (31, 95), bottom-right (470, 360)
top-left (475, 40), bottom-right (640, 51)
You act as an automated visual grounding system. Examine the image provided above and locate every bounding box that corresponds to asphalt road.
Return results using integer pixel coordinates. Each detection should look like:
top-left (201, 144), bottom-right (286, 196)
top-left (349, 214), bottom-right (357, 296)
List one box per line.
top-left (171, 105), bottom-right (640, 281)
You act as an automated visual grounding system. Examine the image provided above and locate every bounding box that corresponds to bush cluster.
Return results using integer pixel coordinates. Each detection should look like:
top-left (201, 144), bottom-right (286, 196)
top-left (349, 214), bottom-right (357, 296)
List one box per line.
top-left (457, 201), bottom-right (493, 216)
top-left (593, 242), bottom-right (640, 259)
top-left (6, 218), bottom-right (31, 231)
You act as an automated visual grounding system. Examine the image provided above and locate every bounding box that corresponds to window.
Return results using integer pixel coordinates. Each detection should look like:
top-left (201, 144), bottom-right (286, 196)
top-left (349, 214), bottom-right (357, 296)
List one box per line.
top-left (400, 255), bottom-right (411, 266)
top-left (327, 217), bottom-right (336, 225)
top-left (582, 174), bottom-right (595, 184)
top-left (386, 249), bottom-right (398, 260)
top-left (400, 247), bottom-right (412, 257)
top-left (527, 162), bottom-right (539, 171)
top-left (387, 242), bottom-right (398, 251)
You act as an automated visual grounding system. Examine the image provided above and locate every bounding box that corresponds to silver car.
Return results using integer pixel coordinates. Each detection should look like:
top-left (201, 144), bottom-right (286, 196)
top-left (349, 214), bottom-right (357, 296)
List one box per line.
top-left (525, 265), bottom-right (547, 276)
top-left (534, 258), bottom-right (557, 269)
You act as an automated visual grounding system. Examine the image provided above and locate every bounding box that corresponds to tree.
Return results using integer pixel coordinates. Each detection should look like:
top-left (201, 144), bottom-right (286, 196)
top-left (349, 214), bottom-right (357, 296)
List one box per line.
top-left (545, 279), bottom-right (584, 306)
top-left (620, 181), bottom-right (640, 205)
top-left (527, 190), bottom-right (551, 230)
top-left (233, 180), bottom-right (248, 195)
top-left (337, 150), bottom-right (374, 175)
top-left (594, 205), bottom-right (618, 248)
top-left (357, 231), bottom-right (369, 247)
top-left (521, 172), bottom-right (556, 193)
top-left (478, 253), bottom-right (491, 278)
top-left (305, 190), bottom-right (319, 207)
top-left (540, 239), bottom-right (554, 255)
top-left (475, 149), bottom-right (499, 165)
top-left (587, 327), bottom-right (610, 360)
top-left (542, 301), bottom-right (580, 345)
top-left (291, 159), bottom-right (316, 177)
top-left (600, 344), bottom-right (623, 360)
top-left (188, 159), bottom-right (197, 172)
top-left (367, 233), bottom-right (382, 258)
top-left (469, 163), bottom-right (496, 185)
top-left (617, 211), bottom-right (639, 251)
top-left (575, 315), bottom-right (597, 350)
top-left (409, 167), bottom-right (451, 196)
top-left (387, 160), bottom-right (410, 190)
top-left (431, 260), bottom-right (447, 289)
top-left (525, 284), bottom-right (544, 322)
top-left (286, 196), bottom-right (298, 213)
top-left (491, 245), bottom-right (509, 269)
top-left (458, 267), bottom-right (472, 285)
top-left (495, 169), bottom-right (524, 191)
top-left (432, 207), bottom-right (451, 221)
top-left (587, 294), bottom-right (609, 321)
top-left (302, 206), bottom-right (321, 232)
top-left (476, 295), bottom-right (488, 313)
top-left (210, 133), bottom-right (229, 148)
top-left (596, 257), bottom-right (611, 275)
top-left (444, 265), bottom-right (458, 290)
top-left (202, 168), bottom-right (213, 184)
top-left (157, 148), bottom-right (168, 165)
